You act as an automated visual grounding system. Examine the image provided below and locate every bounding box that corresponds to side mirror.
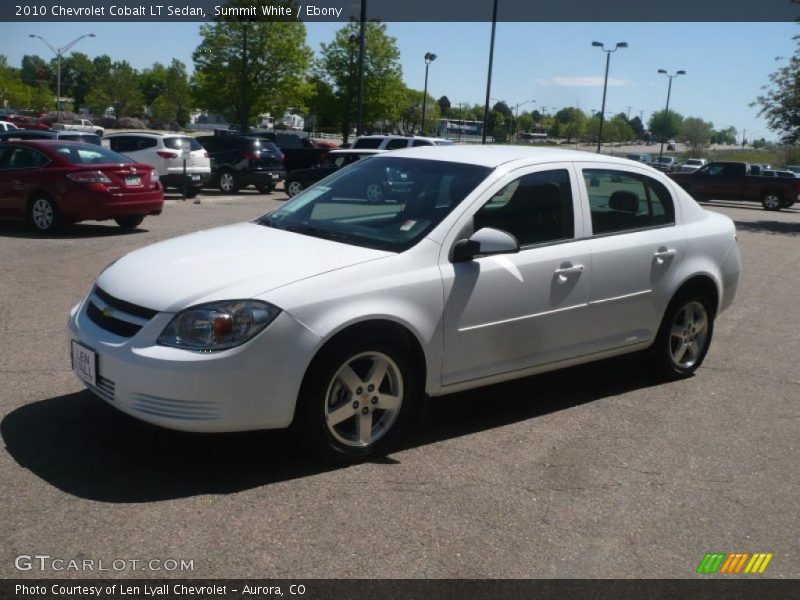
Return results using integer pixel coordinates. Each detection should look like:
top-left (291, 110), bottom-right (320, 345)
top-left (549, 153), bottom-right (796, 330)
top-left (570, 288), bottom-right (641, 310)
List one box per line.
top-left (452, 227), bottom-right (520, 262)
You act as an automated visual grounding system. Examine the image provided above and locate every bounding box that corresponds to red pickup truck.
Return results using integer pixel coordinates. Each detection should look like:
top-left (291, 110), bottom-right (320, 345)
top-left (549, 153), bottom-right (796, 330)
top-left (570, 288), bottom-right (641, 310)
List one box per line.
top-left (669, 161), bottom-right (799, 211)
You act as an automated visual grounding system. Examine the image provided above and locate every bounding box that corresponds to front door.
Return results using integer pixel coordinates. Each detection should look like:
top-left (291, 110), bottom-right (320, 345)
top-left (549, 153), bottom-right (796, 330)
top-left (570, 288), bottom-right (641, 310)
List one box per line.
top-left (441, 165), bottom-right (590, 386)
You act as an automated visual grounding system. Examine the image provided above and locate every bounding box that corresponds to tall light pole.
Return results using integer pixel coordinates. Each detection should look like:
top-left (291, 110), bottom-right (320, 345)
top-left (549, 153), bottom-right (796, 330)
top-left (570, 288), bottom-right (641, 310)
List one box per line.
top-left (421, 52), bottom-right (437, 136)
top-left (482, 0), bottom-right (499, 145)
top-left (29, 33), bottom-right (95, 121)
top-left (513, 99), bottom-right (535, 140)
top-left (657, 69), bottom-right (686, 162)
top-left (356, 0), bottom-right (366, 136)
top-left (592, 41), bottom-right (627, 153)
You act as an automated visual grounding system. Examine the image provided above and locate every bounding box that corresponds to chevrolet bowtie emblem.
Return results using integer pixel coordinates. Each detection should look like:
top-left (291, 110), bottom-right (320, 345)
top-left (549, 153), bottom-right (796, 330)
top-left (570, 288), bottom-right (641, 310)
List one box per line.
top-left (102, 306), bottom-right (113, 318)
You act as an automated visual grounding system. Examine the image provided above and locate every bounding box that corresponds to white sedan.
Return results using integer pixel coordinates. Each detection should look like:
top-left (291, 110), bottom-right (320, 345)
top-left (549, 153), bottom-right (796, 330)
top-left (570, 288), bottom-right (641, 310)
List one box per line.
top-left (69, 146), bottom-right (741, 460)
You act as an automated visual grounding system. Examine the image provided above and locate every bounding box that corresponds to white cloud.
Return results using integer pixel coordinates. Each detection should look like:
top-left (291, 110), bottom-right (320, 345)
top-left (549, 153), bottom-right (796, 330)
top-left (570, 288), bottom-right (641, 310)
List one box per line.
top-left (544, 76), bottom-right (632, 87)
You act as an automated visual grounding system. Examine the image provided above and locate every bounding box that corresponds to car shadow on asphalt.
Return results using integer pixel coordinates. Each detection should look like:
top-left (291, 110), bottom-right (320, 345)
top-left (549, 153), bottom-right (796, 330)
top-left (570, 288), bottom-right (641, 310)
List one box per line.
top-left (732, 220), bottom-right (800, 236)
top-left (1, 354), bottom-right (664, 503)
top-left (0, 222), bottom-right (147, 239)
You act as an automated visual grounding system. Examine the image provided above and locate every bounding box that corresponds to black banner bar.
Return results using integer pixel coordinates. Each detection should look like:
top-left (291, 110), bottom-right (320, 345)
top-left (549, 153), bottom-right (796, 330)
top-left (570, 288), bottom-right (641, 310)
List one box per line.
top-left (1, 0), bottom-right (799, 22)
top-left (2, 579), bottom-right (799, 600)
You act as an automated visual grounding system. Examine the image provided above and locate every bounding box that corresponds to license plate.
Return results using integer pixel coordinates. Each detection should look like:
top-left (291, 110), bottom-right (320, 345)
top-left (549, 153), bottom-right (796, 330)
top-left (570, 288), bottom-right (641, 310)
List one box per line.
top-left (191, 174), bottom-right (201, 181)
top-left (271, 173), bottom-right (279, 179)
top-left (125, 176), bottom-right (141, 186)
top-left (71, 340), bottom-right (97, 387)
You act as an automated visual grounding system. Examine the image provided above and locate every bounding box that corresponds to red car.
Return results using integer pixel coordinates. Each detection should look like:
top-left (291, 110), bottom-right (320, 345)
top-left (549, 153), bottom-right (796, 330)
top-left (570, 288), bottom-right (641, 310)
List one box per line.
top-left (7, 114), bottom-right (50, 130)
top-left (0, 140), bottom-right (164, 233)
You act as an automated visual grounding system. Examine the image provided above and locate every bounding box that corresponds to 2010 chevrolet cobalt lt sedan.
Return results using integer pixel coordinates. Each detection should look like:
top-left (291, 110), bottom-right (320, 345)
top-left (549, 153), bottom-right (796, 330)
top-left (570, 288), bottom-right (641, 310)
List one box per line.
top-left (69, 146), bottom-right (740, 460)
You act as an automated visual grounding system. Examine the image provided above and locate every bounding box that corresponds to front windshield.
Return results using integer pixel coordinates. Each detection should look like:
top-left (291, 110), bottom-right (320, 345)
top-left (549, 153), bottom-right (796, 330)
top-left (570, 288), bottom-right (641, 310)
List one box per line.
top-left (259, 156), bottom-right (491, 252)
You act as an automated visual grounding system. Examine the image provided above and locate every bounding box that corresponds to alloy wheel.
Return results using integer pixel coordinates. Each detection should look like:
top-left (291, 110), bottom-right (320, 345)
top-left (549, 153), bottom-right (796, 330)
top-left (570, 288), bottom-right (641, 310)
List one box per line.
top-left (669, 301), bottom-right (709, 369)
top-left (219, 172), bottom-right (235, 192)
top-left (287, 181), bottom-right (303, 196)
top-left (31, 198), bottom-right (54, 231)
top-left (324, 352), bottom-right (403, 448)
top-left (763, 194), bottom-right (781, 210)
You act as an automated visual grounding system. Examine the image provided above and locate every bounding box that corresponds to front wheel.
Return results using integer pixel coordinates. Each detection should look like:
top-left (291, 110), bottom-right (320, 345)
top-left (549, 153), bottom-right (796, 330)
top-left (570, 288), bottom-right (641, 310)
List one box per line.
top-left (285, 179), bottom-right (304, 197)
top-left (114, 215), bottom-right (145, 229)
top-left (761, 192), bottom-right (783, 211)
top-left (218, 171), bottom-right (239, 194)
top-left (649, 293), bottom-right (715, 379)
top-left (295, 337), bottom-right (420, 462)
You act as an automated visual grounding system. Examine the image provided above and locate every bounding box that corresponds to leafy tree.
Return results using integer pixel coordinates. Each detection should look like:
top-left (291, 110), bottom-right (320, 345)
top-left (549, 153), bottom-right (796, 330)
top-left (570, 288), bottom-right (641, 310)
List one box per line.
top-left (86, 60), bottom-right (144, 118)
top-left (21, 55), bottom-right (51, 87)
top-left (629, 115), bottom-right (644, 138)
top-left (605, 114), bottom-right (634, 144)
top-left (58, 52), bottom-right (94, 111)
top-left (317, 21), bottom-right (405, 138)
top-left (30, 82), bottom-right (53, 113)
top-left (139, 62), bottom-right (169, 108)
top-left (711, 126), bottom-right (737, 145)
top-left (193, 9), bottom-right (312, 132)
top-left (397, 87), bottom-right (439, 134)
top-left (517, 111), bottom-right (534, 134)
top-left (649, 109), bottom-right (684, 142)
top-left (0, 55), bottom-right (30, 108)
top-left (305, 75), bottom-right (340, 132)
top-left (754, 42), bottom-right (800, 144)
top-left (151, 60), bottom-right (192, 126)
top-left (681, 117), bottom-right (714, 156)
top-left (437, 95), bottom-right (451, 117)
top-left (553, 107), bottom-right (587, 142)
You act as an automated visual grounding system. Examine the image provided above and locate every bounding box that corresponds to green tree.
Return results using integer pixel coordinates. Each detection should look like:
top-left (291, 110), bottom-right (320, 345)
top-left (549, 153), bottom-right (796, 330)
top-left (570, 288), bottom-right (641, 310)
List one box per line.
top-left (629, 115), bottom-right (645, 138)
top-left (30, 82), bottom-right (53, 113)
top-left (306, 75), bottom-right (340, 132)
top-left (58, 52), bottom-right (94, 111)
top-left (21, 54), bottom-right (51, 87)
top-left (193, 8), bottom-right (312, 132)
top-left (151, 60), bottom-right (192, 126)
top-left (437, 95), bottom-right (451, 117)
top-left (139, 62), bottom-right (169, 108)
top-left (517, 111), bottom-right (534, 134)
top-left (553, 107), bottom-right (587, 142)
top-left (754, 42), bottom-right (800, 144)
top-left (86, 60), bottom-right (143, 118)
top-left (0, 55), bottom-right (30, 108)
top-left (681, 117), bottom-right (714, 156)
top-left (711, 126), bottom-right (737, 145)
top-left (649, 109), bottom-right (684, 142)
top-left (317, 21), bottom-right (405, 138)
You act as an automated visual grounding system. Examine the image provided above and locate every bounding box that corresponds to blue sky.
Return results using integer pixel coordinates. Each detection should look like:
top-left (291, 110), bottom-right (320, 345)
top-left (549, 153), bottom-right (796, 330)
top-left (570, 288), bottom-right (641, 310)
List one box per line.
top-left (1, 21), bottom-right (797, 140)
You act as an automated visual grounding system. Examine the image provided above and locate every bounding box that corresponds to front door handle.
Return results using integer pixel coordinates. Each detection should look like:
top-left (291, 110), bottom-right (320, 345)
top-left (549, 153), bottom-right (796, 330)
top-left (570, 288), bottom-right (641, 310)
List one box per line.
top-left (554, 263), bottom-right (584, 282)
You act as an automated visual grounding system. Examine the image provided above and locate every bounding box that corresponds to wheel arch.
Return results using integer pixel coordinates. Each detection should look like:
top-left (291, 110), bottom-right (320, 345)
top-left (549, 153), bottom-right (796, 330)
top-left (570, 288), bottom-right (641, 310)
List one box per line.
top-left (667, 272), bottom-right (721, 319)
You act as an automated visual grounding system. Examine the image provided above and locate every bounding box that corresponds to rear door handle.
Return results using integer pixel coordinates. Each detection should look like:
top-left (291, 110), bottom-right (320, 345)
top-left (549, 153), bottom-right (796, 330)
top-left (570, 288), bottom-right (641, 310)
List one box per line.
top-left (653, 248), bottom-right (677, 264)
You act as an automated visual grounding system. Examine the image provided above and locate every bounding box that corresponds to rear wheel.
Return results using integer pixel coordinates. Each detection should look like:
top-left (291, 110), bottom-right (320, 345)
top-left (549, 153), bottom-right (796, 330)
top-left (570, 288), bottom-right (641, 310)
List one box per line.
top-left (295, 336), bottom-right (420, 462)
top-left (114, 215), bottom-right (145, 229)
top-left (28, 196), bottom-right (60, 233)
top-left (256, 183), bottom-right (275, 194)
top-left (218, 170), bottom-right (239, 194)
top-left (649, 292), bottom-right (715, 379)
top-left (761, 192), bottom-right (783, 211)
top-left (286, 179), bottom-right (304, 197)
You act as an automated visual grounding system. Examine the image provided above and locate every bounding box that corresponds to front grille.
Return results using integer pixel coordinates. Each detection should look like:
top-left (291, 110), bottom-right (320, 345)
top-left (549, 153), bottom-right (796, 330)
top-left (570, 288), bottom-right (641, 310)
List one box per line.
top-left (87, 375), bottom-right (115, 403)
top-left (129, 393), bottom-right (221, 421)
top-left (85, 287), bottom-right (157, 338)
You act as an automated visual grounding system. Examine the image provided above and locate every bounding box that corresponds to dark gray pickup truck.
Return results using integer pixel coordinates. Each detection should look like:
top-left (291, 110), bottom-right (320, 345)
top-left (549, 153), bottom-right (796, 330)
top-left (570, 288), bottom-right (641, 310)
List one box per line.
top-left (669, 161), bottom-right (799, 210)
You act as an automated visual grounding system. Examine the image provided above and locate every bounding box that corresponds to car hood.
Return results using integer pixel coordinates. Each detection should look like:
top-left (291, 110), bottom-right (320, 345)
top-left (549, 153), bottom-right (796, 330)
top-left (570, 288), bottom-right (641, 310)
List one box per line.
top-left (96, 222), bottom-right (392, 312)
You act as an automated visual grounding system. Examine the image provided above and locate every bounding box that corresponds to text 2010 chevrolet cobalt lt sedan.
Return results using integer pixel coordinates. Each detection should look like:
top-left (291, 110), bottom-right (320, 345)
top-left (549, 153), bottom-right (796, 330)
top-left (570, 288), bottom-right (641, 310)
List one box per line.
top-left (69, 146), bottom-right (740, 460)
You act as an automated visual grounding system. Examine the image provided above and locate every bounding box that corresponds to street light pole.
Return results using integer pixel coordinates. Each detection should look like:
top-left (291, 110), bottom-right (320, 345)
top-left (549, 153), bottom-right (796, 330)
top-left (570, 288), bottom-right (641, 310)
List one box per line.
top-left (481, 0), bottom-right (498, 145)
top-left (592, 41), bottom-right (627, 153)
top-left (421, 52), bottom-right (437, 136)
top-left (513, 99), bottom-right (535, 141)
top-left (657, 69), bottom-right (686, 162)
top-left (29, 33), bottom-right (95, 121)
top-left (356, 0), bottom-right (367, 136)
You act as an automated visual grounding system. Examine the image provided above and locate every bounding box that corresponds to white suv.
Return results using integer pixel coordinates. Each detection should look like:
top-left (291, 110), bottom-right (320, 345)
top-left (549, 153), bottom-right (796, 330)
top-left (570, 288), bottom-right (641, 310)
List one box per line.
top-left (103, 132), bottom-right (211, 198)
top-left (351, 134), bottom-right (453, 150)
top-left (0, 120), bottom-right (19, 132)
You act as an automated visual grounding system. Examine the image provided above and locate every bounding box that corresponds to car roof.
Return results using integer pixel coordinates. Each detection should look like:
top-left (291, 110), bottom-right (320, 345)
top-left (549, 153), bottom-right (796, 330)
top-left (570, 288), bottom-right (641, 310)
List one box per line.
top-left (329, 148), bottom-right (386, 155)
top-left (369, 144), bottom-right (656, 168)
top-left (105, 131), bottom-right (188, 137)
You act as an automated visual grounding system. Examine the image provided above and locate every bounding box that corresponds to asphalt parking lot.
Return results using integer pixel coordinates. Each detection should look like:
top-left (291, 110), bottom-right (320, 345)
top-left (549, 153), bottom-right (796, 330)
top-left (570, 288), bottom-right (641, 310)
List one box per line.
top-left (1, 190), bottom-right (798, 579)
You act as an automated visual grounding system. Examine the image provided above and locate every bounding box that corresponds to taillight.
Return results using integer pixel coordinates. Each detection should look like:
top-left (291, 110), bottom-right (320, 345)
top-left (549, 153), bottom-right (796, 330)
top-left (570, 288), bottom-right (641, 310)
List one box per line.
top-left (157, 151), bottom-right (178, 159)
top-left (150, 170), bottom-right (160, 190)
top-left (242, 151), bottom-right (260, 161)
top-left (67, 171), bottom-right (112, 184)
top-left (319, 152), bottom-right (328, 164)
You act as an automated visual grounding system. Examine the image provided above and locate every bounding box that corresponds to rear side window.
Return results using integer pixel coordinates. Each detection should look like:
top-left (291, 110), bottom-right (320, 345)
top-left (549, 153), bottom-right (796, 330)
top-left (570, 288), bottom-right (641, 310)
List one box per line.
top-left (108, 136), bottom-right (156, 152)
top-left (164, 137), bottom-right (203, 151)
top-left (53, 144), bottom-right (133, 165)
top-left (0, 146), bottom-right (49, 169)
top-left (352, 138), bottom-right (383, 149)
top-left (412, 139), bottom-right (433, 147)
top-left (473, 169), bottom-right (575, 246)
top-left (583, 169), bottom-right (675, 235)
top-left (384, 138), bottom-right (409, 150)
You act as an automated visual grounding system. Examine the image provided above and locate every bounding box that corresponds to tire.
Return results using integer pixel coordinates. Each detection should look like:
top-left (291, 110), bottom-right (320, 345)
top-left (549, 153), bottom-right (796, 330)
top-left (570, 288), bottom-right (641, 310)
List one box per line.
top-left (294, 335), bottom-right (420, 462)
top-left (114, 215), bottom-right (145, 229)
top-left (285, 179), bottom-right (304, 197)
top-left (185, 187), bottom-right (201, 199)
top-left (365, 183), bottom-right (384, 203)
top-left (28, 195), bottom-right (60, 233)
top-left (761, 191), bottom-right (783, 211)
top-left (218, 170), bottom-right (239, 194)
top-left (95, 130), bottom-right (104, 137)
top-left (648, 291), bottom-right (715, 379)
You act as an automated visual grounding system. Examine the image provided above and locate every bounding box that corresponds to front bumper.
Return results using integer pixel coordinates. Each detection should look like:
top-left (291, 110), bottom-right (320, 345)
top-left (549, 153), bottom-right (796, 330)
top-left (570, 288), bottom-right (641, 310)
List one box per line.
top-left (68, 290), bottom-right (321, 432)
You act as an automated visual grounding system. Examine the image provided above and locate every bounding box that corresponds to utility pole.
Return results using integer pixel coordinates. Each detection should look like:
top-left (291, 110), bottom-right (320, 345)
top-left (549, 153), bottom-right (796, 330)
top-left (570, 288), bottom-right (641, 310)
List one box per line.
top-left (356, 0), bottom-right (366, 136)
top-left (481, 0), bottom-right (498, 144)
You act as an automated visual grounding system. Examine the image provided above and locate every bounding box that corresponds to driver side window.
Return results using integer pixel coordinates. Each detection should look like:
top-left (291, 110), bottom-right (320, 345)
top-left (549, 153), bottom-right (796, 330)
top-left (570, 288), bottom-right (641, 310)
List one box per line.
top-left (473, 169), bottom-right (575, 246)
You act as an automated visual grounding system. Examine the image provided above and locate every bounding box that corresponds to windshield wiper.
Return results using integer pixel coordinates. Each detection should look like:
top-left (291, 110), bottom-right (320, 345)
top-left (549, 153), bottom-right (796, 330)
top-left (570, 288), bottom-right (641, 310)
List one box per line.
top-left (281, 223), bottom-right (352, 243)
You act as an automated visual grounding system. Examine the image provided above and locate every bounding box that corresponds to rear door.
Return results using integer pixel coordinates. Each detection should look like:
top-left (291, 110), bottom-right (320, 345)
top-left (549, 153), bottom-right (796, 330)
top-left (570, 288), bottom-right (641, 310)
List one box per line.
top-left (576, 163), bottom-right (686, 354)
top-left (0, 145), bottom-right (50, 218)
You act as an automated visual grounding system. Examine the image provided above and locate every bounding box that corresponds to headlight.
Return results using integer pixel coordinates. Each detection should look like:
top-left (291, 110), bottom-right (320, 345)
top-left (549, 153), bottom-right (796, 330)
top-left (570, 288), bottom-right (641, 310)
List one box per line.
top-left (158, 300), bottom-right (281, 351)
